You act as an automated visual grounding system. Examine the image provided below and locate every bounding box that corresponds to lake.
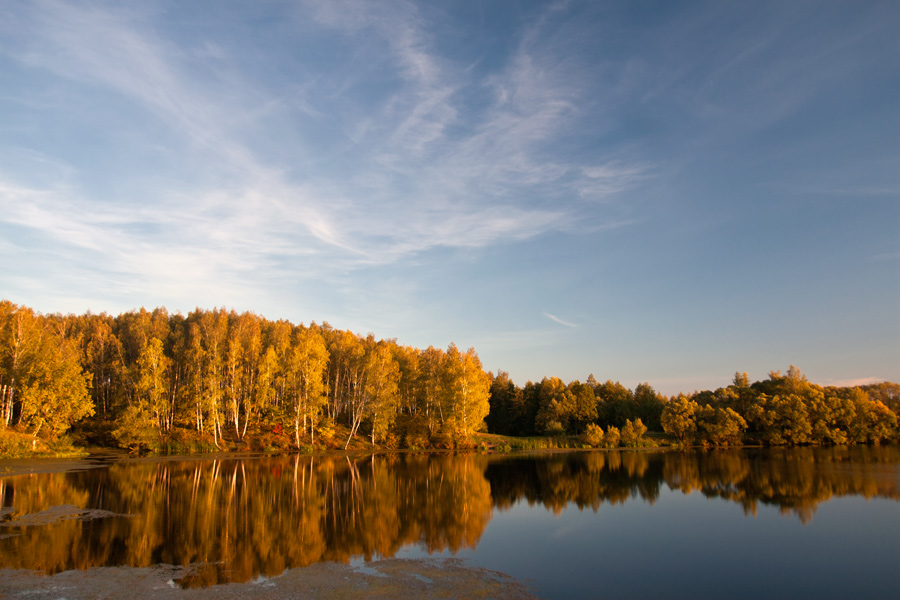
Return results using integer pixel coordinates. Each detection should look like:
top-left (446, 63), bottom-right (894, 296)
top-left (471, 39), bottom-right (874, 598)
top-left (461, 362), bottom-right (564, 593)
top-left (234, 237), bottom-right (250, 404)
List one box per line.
top-left (1, 447), bottom-right (898, 599)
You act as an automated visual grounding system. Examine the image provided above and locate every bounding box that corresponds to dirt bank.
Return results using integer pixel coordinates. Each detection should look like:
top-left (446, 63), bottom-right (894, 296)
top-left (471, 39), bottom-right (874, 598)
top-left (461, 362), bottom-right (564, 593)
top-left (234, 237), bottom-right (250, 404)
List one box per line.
top-left (0, 558), bottom-right (540, 600)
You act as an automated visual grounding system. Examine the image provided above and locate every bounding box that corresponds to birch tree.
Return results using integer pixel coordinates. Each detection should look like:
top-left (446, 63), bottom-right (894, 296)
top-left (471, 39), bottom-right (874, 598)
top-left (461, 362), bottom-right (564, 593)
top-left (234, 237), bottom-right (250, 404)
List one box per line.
top-left (363, 342), bottom-right (400, 445)
top-left (18, 327), bottom-right (93, 438)
top-left (0, 301), bottom-right (43, 427)
top-left (289, 325), bottom-right (329, 447)
top-left (441, 344), bottom-right (490, 438)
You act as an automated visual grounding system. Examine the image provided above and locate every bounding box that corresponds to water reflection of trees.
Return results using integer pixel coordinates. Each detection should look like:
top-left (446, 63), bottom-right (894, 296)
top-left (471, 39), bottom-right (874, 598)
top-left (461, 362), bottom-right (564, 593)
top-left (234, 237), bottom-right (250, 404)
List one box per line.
top-left (0, 454), bottom-right (493, 586)
top-left (679, 446), bottom-right (900, 523)
top-left (0, 448), bottom-right (898, 584)
top-left (486, 451), bottom-right (660, 514)
top-left (484, 447), bottom-right (900, 525)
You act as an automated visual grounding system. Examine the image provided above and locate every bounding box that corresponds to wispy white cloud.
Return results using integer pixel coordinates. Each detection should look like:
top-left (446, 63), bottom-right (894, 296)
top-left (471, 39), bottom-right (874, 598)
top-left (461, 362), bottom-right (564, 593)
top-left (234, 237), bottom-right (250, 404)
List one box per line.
top-left (0, 180), bottom-right (269, 307)
top-left (578, 162), bottom-right (653, 201)
top-left (1, 0), bottom-right (649, 315)
top-left (1, 0), bottom-right (896, 394)
top-left (543, 312), bottom-right (577, 328)
top-left (15, 3), bottom-right (384, 249)
top-left (824, 377), bottom-right (887, 388)
top-left (297, 0), bottom-right (647, 250)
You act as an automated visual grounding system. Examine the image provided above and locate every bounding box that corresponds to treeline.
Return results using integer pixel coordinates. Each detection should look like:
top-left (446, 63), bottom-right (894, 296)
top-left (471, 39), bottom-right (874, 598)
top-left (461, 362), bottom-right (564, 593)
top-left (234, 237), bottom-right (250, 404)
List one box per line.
top-left (488, 367), bottom-right (900, 447)
top-left (1, 300), bottom-right (898, 452)
top-left (0, 301), bottom-right (490, 451)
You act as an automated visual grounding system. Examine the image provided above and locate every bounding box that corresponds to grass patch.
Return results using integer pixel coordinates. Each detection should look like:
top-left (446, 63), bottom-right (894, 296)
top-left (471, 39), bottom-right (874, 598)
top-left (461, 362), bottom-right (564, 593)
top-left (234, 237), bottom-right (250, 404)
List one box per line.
top-left (0, 429), bottom-right (88, 459)
top-left (470, 432), bottom-right (581, 452)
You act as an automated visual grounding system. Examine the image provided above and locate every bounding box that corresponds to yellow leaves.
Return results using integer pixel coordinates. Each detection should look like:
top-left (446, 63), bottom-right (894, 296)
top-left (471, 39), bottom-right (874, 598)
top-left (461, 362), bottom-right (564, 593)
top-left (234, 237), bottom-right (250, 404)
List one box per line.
top-left (661, 394), bottom-right (698, 442)
top-left (18, 326), bottom-right (93, 439)
top-left (581, 422), bottom-right (604, 447)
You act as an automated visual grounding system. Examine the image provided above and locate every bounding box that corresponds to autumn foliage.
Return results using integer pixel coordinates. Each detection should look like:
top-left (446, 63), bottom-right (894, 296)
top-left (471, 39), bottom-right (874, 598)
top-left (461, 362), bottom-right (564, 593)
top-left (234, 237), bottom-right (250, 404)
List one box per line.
top-left (1, 300), bottom-right (897, 453)
top-left (0, 301), bottom-right (490, 452)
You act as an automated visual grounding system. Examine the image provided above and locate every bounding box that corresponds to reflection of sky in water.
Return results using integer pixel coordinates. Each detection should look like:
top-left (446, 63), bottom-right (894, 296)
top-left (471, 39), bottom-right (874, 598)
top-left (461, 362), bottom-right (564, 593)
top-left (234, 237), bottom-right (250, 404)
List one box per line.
top-left (398, 487), bottom-right (900, 600)
top-left (1, 449), bottom-right (898, 598)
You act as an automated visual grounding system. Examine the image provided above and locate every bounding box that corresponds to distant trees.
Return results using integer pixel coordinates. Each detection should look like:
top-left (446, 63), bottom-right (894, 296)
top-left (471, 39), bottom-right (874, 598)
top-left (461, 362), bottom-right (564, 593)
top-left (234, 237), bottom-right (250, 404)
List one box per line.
top-left (486, 371), bottom-right (521, 436)
top-left (749, 394), bottom-right (812, 446)
top-left (1, 299), bottom-right (897, 452)
top-left (535, 377), bottom-right (573, 435)
top-left (490, 375), bottom-right (664, 446)
top-left (595, 380), bottom-right (635, 428)
top-left (661, 395), bottom-right (698, 444)
top-left (568, 382), bottom-right (599, 433)
top-left (697, 406), bottom-right (747, 446)
top-left (490, 365), bottom-right (898, 448)
top-left (657, 366), bottom-right (897, 447)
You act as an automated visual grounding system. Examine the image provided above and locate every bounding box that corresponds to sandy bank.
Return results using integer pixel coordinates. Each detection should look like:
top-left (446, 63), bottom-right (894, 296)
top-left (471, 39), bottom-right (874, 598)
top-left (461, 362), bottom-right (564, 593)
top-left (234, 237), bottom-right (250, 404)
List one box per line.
top-left (0, 558), bottom-right (540, 599)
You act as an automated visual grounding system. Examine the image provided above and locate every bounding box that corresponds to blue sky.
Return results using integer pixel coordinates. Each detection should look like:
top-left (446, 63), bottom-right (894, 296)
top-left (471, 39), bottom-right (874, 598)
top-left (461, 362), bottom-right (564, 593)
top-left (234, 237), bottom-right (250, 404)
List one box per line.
top-left (1, 0), bottom-right (897, 394)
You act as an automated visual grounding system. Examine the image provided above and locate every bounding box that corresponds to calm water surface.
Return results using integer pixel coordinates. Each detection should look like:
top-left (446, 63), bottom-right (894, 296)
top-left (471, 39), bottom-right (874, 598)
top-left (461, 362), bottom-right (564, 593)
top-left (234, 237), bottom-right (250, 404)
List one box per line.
top-left (1, 447), bottom-right (898, 599)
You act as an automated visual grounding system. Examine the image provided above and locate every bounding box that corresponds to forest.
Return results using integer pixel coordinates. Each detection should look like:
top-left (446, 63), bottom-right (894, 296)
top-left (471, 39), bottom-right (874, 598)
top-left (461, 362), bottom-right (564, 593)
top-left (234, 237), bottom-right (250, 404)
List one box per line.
top-left (0, 300), bottom-right (898, 455)
top-left (487, 367), bottom-right (899, 448)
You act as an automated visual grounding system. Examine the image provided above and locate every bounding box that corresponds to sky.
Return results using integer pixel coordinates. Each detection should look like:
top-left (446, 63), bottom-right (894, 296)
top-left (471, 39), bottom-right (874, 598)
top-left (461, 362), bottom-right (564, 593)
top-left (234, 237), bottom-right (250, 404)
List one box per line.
top-left (1, 0), bottom-right (898, 395)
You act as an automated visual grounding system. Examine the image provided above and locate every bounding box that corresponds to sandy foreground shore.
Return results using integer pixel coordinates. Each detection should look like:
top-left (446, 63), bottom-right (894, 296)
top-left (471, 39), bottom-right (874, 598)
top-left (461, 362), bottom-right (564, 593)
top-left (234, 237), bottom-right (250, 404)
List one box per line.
top-left (0, 558), bottom-right (541, 599)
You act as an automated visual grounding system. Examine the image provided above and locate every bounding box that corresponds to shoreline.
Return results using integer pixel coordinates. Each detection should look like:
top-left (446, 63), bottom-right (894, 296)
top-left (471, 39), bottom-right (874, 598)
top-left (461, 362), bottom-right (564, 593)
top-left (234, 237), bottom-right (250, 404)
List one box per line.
top-left (0, 444), bottom-right (683, 478)
top-left (0, 558), bottom-right (542, 600)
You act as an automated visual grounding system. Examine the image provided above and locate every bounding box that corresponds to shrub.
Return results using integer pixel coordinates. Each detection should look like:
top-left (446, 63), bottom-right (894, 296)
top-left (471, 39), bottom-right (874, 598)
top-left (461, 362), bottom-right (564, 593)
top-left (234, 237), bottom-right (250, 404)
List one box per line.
top-left (430, 432), bottom-right (454, 450)
top-left (604, 426), bottom-right (621, 448)
top-left (582, 423), bottom-right (605, 448)
top-left (404, 431), bottom-right (430, 450)
top-left (621, 418), bottom-right (647, 447)
top-left (544, 420), bottom-right (566, 436)
top-left (455, 436), bottom-right (477, 450)
top-left (316, 419), bottom-right (336, 445)
top-left (0, 430), bottom-right (44, 458)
